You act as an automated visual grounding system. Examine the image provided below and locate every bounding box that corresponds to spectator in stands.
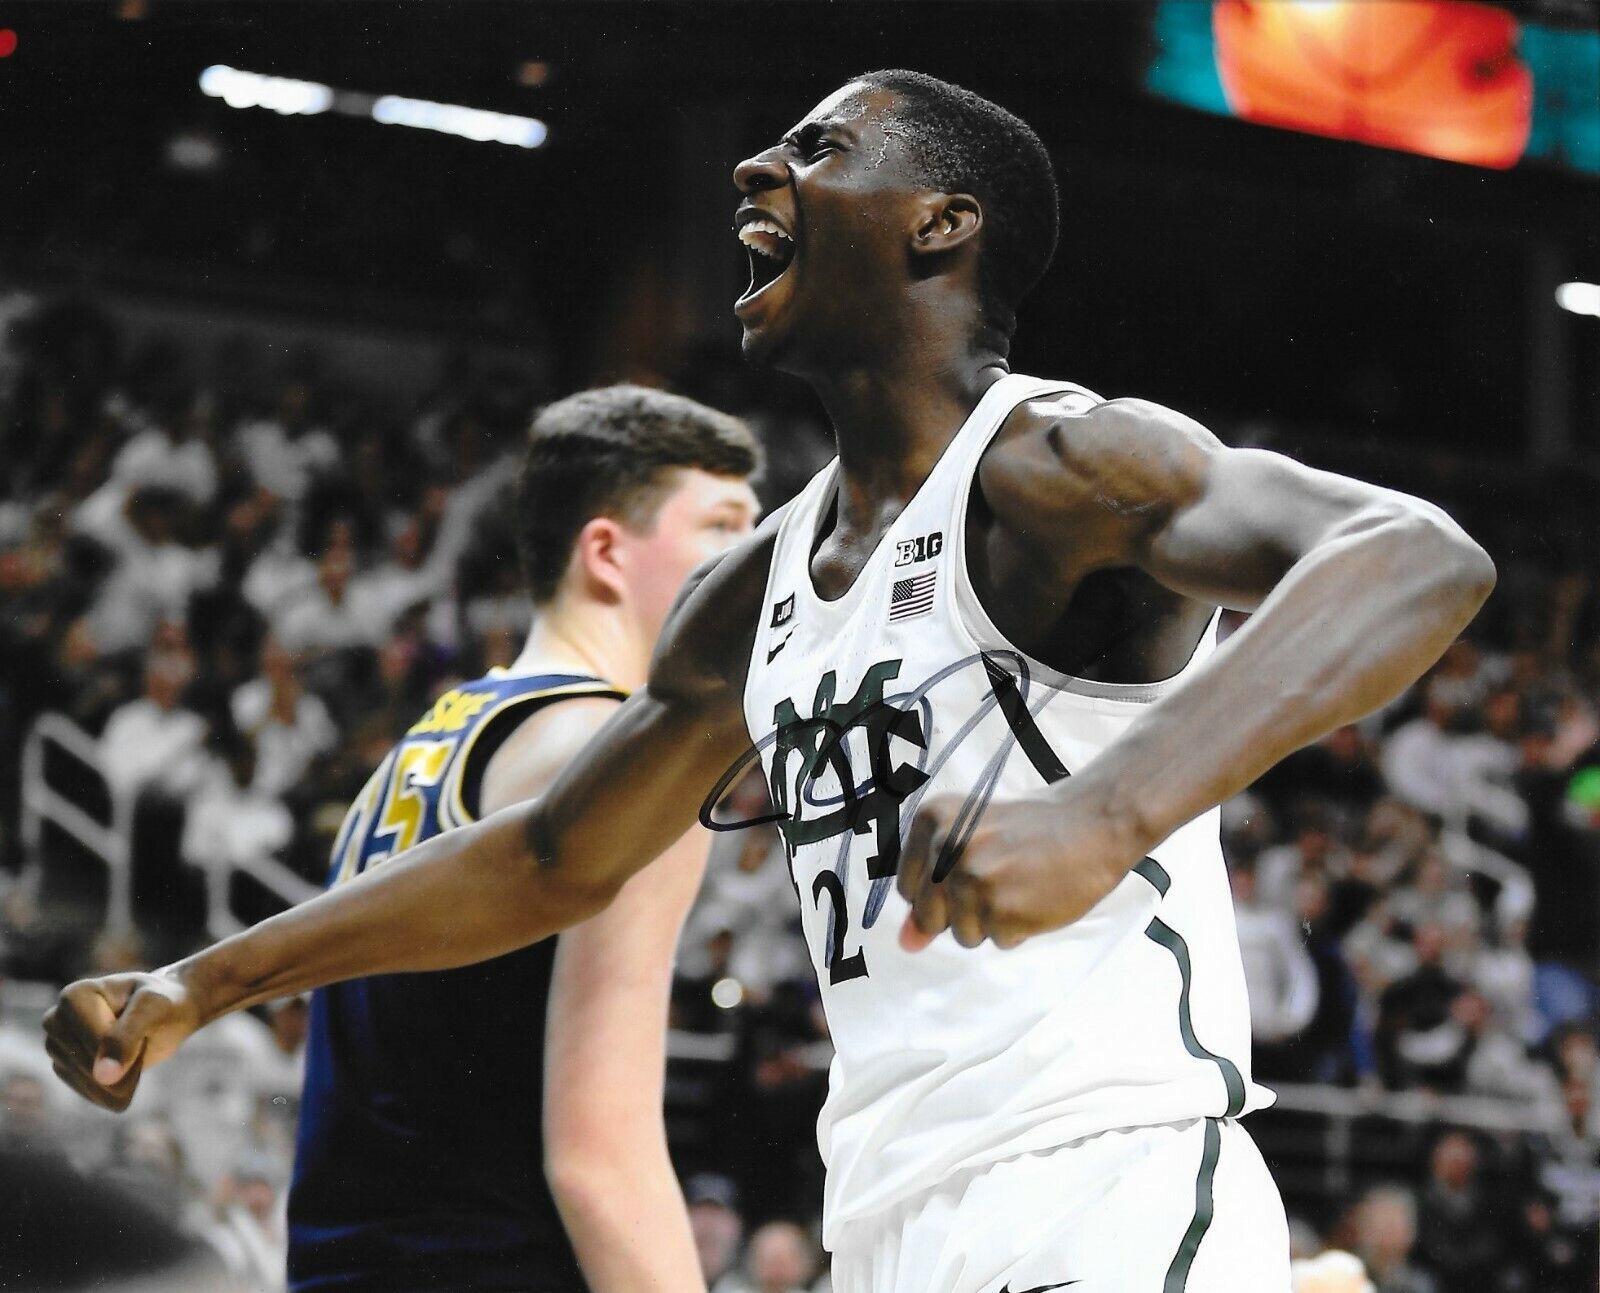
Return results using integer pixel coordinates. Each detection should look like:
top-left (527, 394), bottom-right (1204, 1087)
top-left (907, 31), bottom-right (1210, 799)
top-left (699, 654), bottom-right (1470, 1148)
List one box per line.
top-left (1452, 688), bottom-right (1529, 843)
top-left (1231, 860), bottom-right (1319, 1078)
top-left (101, 1115), bottom-right (197, 1230)
top-left (1376, 924), bottom-right (1470, 1091)
top-left (347, 512), bottom-right (450, 638)
top-left (1458, 990), bottom-right (1561, 1103)
top-left (229, 637), bottom-right (337, 798)
top-left (0, 981), bottom-right (61, 1101)
top-left (99, 640), bottom-right (212, 804)
top-left (1383, 682), bottom-right (1465, 824)
top-left (717, 1220), bottom-right (818, 1293)
top-left (1348, 1185), bottom-right (1436, 1293)
top-left (1361, 799), bottom-right (1434, 893)
top-left (236, 378), bottom-right (339, 505)
top-left (1521, 1071), bottom-right (1600, 1290)
top-left (1471, 916), bottom-right (1539, 1045)
top-left (100, 389), bottom-right (220, 509)
top-left (1414, 1130), bottom-right (1506, 1292)
top-left (0, 1069), bottom-right (56, 1156)
top-left (152, 994), bottom-right (302, 1188)
top-left (1289, 871), bottom-right (1363, 1084)
top-left (1427, 640), bottom-right (1494, 714)
top-left (270, 529), bottom-right (384, 656)
top-left (1258, 804), bottom-right (1350, 912)
top-left (680, 770), bottom-right (812, 1005)
top-left (1258, 723), bottom-right (1386, 836)
top-left (687, 1173), bottom-right (744, 1289)
top-left (240, 501), bottom-right (317, 621)
top-left (1386, 851), bottom-right (1479, 958)
top-left (75, 485), bottom-right (218, 658)
top-left (1504, 1184), bottom-right (1590, 1293)
top-left (203, 1150), bottom-right (288, 1292)
top-left (179, 734), bottom-right (294, 915)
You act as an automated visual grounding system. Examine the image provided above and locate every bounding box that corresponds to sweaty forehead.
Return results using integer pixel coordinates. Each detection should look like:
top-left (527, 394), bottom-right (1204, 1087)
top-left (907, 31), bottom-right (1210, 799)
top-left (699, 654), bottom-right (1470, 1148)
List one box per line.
top-left (790, 82), bottom-right (897, 138)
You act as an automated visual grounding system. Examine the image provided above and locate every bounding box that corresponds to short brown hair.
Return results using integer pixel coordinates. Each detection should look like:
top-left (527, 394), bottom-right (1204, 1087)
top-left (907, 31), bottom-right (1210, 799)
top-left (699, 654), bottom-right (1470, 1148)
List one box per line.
top-left (514, 385), bottom-right (760, 604)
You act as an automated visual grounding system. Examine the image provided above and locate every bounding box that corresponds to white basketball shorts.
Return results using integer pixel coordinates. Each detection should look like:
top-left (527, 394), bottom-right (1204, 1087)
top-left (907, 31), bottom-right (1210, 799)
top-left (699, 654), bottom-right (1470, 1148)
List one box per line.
top-left (828, 1117), bottom-right (1290, 1293)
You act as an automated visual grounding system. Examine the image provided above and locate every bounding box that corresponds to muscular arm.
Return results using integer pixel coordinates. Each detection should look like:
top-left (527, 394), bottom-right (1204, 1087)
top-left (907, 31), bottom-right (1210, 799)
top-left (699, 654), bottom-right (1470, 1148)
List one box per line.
top-left (901, 397), bottom-right (1494, 947)
top-left (44, 526), bottom-right (774, 1109)
top-left (478, 702), bottom-right (707, 1293)
top-left (1041, 398), bottom-right (1496, 851)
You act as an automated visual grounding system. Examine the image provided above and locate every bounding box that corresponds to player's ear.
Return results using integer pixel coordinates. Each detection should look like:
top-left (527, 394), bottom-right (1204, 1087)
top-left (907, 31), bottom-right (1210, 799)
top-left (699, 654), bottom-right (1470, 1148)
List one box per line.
top-left (572, 516), bottom-right (629, 605)
top-left (911, 193), bottom-right (982, 259)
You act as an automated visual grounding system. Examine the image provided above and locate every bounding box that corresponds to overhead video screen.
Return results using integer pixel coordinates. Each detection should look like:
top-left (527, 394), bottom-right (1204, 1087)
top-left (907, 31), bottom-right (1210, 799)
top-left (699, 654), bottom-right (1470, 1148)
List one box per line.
top-left (1146, 0), bottom-right (1600, 174)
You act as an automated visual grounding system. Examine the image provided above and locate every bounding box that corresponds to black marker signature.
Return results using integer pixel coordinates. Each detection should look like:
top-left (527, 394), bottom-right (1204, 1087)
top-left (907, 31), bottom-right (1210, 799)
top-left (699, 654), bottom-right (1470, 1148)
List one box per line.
top-left (697, 650), bottom-right (1069, 931)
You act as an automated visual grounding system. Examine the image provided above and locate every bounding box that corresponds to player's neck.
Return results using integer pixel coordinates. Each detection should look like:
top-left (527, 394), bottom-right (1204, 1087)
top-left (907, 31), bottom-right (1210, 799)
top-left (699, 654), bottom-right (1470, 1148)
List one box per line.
top-left (809, 336), bottom-right (1008, 528)
top-left (510, 599), bottom-right (648, 692)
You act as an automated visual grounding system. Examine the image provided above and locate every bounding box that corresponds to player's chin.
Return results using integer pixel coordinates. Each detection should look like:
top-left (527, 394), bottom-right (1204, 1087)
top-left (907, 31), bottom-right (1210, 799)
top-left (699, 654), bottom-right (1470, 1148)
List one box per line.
top-left (736, 312), bottom-right (789, 367)
top-left (737, 323), bottom-right (777, 365)
top-left (733, 272), bottom-right (796, 360)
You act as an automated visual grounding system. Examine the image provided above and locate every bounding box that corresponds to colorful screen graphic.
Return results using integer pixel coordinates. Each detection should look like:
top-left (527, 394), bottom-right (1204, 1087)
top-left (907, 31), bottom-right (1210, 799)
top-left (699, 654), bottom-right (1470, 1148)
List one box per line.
top-left (1147, 0), bottom-right (1600, 174)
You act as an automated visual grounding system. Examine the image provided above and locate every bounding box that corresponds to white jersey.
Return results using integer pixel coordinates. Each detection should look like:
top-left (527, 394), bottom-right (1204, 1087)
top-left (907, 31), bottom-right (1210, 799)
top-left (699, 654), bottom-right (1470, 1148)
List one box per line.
top-left (740, 373), bottom-right (1274, 1247)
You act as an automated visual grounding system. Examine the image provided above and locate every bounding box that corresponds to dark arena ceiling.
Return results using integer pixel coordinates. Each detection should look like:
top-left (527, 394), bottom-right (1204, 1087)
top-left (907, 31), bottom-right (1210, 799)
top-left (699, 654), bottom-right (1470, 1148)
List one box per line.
top-left (1, 2), bottom-right (1595, 455)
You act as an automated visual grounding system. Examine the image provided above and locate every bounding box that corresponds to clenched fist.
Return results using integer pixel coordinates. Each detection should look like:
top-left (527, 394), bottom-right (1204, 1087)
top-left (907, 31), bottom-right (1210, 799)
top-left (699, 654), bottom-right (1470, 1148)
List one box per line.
top-left (41, 971), bottom-right (205, 1112)
top-left (896, 786), bottom-right (1144, 952)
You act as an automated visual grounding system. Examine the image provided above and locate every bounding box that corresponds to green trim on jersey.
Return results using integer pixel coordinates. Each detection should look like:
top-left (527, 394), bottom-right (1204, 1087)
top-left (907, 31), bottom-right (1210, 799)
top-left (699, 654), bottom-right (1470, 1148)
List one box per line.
top-left (1163, 1117), bottom-right (1222, 1292)
top-left (1135, 859), bottom-right (1248, 1118)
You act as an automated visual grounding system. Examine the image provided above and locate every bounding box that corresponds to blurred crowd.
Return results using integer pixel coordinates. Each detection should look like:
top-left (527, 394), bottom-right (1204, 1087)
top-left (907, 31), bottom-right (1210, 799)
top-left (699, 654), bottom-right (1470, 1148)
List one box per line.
top-left (2, 296), bottom-right (1598, 1291)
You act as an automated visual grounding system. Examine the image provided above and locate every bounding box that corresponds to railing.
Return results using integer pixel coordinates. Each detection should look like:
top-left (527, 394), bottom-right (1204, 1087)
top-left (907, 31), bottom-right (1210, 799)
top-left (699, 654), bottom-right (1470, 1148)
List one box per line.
top-left (1260, 1081), bottom-right (1565, 1209)
top-left (20, 712), bottom-right (136, 934)
top-left (20, 712), bottom-right (320, 941)
top-left (1268, 1081), bottom-right (1559, 1135)
top-left (200, 848), bottom-right (320, 939)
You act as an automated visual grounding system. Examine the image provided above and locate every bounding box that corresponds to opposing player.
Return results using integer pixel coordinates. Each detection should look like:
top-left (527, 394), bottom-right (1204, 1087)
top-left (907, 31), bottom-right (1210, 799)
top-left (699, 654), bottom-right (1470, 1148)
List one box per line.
top-left (291, 387), bottom-right (757, 1291)
top-left (47, 73), bottom-right (1494, 1291)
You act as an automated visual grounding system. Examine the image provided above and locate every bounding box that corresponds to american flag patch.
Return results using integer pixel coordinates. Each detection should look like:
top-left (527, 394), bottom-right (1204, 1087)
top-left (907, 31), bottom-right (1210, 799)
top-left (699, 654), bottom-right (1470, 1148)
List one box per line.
top-left (889, 571), bottom-right (936, 621)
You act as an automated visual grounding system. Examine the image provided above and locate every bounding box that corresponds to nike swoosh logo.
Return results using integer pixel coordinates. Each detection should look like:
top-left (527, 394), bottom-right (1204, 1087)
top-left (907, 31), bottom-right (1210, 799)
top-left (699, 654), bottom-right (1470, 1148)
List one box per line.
top-left (1000, 1283), bottom-right (1080, 1293)
top-left (767, 638), bottom-right (789, 663)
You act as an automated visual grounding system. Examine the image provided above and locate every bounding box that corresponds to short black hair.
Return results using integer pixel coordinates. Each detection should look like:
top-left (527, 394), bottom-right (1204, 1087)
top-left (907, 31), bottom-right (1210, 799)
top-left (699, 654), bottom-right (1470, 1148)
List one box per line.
top-left (854, 69), bottom-right (1059, 335)
top-left (514, 385), bottom-right (760, 604)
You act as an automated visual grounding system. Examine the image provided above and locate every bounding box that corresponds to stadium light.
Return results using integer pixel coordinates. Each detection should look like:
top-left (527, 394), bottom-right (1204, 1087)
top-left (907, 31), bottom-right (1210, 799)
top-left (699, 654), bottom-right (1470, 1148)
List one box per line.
top-left (371, 95), bottom-right (547, 148)
top-left (1555, 281), bottom-right (1600, 318)
top-left (198, 65), bottom-right (547, 149)
top-left (199, 65), bottom-right (333, 116)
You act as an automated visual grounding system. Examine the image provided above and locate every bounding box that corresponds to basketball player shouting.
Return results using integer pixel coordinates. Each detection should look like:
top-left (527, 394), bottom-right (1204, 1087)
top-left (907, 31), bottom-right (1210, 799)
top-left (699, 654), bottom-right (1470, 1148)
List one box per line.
top-left (47, 73), bottom-right (1493, 1291)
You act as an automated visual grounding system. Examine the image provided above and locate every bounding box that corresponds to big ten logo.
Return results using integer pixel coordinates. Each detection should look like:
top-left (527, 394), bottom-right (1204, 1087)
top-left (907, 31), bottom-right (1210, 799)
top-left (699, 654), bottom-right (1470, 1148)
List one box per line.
top-left (894, 531), bottom-right (943, 566)
top-left (768, 659), bottom-right (930, 881)
top-left (408, 688), bottom-right (493, 736)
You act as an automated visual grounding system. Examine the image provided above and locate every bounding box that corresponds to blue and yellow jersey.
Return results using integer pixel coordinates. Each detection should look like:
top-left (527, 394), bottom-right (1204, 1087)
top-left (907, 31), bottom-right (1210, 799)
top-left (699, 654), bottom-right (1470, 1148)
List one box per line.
top-left (289, 670), bottom-right (624, 1293)
top-left (326, 671), bottom-right (622, 883)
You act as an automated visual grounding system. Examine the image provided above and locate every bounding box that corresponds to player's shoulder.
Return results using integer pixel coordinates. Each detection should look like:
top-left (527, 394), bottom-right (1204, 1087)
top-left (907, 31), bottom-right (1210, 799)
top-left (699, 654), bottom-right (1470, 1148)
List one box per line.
top-left (979, 392), bottom-right (1223, 545)
top-left (649, 502), bottom-right (790, 706)
top-left (479, 691), bottom-right (627, 811)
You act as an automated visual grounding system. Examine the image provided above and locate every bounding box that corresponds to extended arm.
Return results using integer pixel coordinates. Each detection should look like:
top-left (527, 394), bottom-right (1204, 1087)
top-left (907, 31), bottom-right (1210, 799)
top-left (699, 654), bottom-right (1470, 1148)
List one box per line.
top-left (44, 529), bottom-right (773, 1110)
top-left (900, 398), bottom-right (1495, 948)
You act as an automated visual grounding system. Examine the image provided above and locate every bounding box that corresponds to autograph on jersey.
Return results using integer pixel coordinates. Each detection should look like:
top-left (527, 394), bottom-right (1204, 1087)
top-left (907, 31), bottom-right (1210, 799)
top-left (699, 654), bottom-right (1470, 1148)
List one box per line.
top-left (699, 649), bottom-right (1069, 933)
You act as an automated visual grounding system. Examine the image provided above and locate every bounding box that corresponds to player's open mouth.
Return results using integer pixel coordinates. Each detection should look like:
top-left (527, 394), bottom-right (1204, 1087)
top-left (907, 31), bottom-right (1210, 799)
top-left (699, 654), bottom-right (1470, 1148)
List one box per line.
top-left (736, 212), bottom-right (796, 305)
